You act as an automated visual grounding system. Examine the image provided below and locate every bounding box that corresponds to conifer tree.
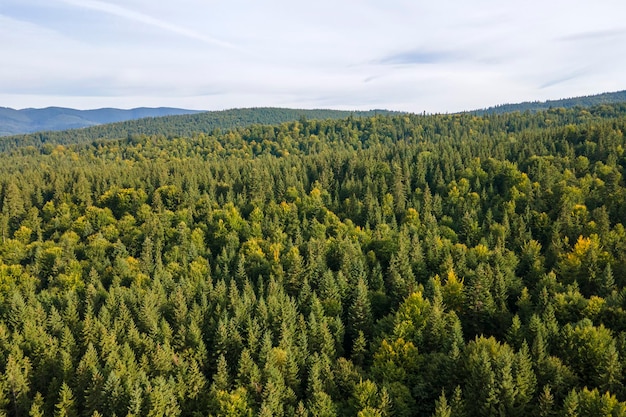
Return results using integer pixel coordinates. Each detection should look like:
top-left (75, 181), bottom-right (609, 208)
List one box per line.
top-left (348, 277), bottom-right (373, 350)
top-left (537, 385), bottom-right (555, 417)
top-left (54, 383), bottom-right (77, 417)
top-left (28, 392), bottom-right (45, 417)
top-left (562, 390), bottom-right (579, 417)
top-left (4, 349), bottom-right (31, 417)
top-left (432, 390), bottom-right (452, 417)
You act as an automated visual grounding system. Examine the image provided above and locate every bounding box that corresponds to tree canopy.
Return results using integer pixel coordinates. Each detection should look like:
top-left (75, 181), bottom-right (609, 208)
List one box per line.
top-left (0, 103), bottom-right (626, 415)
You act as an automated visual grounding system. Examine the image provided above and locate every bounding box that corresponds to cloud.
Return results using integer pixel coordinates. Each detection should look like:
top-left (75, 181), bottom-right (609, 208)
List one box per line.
top-left (559, 28), bottom-right (626, 42)
top-left (539, 71), bottom-right (587, 89)
top-left (378, 49), bottom-right (460, 65)
top-left (59, 0), bottom-right (237, 50)
top-left (2, 0), bottom-right (626, 113)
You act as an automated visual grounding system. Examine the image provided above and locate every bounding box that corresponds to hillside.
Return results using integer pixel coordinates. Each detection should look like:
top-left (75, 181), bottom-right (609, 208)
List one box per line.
top-left (1, 104), bottom-right (626, 415)
top-left (0, 107), bottom-right (399, 150)
top-left (0, 106), bottom-right (204, 136)
top-left (472, 90), bottom-right (626, 114)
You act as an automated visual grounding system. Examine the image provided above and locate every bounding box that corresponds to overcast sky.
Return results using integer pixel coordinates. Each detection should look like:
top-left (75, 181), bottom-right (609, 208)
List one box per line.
top-left (1, 0), bottom-right (626, 112)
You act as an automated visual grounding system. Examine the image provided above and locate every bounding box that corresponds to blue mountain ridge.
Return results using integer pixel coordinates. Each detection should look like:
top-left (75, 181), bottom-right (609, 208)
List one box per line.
top-left (0, 107), bottom-right (203, 136)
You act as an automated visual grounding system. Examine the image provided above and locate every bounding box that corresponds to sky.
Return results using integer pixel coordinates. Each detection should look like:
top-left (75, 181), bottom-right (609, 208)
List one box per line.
top-left (1, 0), bottom-right (626, 113)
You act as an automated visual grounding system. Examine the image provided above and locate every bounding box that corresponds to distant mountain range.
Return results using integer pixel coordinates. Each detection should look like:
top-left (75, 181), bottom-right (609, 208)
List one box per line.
top-left (471, 90), bottom-right (626, 115)
top-left (0, 108), bottom-right (400, 150)
top-left (2, 89), bottom-right (626, 140)
top-left (0, 107), bottom-right (204, 136)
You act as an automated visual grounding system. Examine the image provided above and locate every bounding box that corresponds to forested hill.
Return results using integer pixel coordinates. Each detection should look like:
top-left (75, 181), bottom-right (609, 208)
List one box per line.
top-left (472, 89), bottom-right (626, 115)
top-left (0, 107), bottom-right (399, 149)
top-left (3, 103), bottom-right (626, 416)
top-left (0, 107), bottom-right (204, 136)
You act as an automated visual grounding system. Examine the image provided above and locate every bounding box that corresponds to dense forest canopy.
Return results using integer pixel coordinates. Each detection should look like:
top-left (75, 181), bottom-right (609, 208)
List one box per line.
top-left (0, 108), bottom-right (401, 150)
top-left (472, 90), bottom-right (626, 115)
top-left (1, 103), bottom-right (626, 416)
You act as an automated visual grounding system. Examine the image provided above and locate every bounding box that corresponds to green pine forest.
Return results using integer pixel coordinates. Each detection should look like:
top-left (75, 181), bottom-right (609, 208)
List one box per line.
top-left (0, 108), bottom-right (400, 149)
top-left (1, 103), bottom-right (626, 416)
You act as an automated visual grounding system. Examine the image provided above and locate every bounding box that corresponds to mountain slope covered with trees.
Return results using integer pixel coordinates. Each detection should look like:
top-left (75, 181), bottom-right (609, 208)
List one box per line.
top-left (0, 107), bottom-right (399, 147)
top-left (0, 103), bottom-right (626, 416)
top-left (0, 107), bottom-right (204, 136)
top-left (473, 90), bottom-right (626, 115)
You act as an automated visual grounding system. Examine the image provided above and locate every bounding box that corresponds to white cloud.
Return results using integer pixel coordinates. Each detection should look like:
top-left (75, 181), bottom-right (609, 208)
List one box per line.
top-left (58, 0), bottom-right (237, 50)
top-left (1, 0), bottom-right (626, 112)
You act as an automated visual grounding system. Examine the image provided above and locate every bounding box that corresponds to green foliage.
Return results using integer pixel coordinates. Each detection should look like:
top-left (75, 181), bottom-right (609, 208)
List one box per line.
top-left (474, 90), bottom-right (626, 115)
top-left (0, 104), bottom-right (625, 415)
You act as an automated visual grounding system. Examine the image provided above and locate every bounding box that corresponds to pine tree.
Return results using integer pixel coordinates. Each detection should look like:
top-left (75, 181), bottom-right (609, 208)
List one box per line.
top-left (449, 386), bottom-right (465, 417)
top-left (351, 331), bottom-right (368, 367)
top-left (83, 369), bottom-right (105, 415)
top-left (348, 277), bottom-right (373, 349)
top-left (562, 390), bottom-right (579, 417)
top-left (127, 382), bottom-right (143, 417)
top-left (506, 315), bottom-right (524, 350)
top-left (54, 383), bottom-right (77, 417)
top-left (600, 263), bottom-right (615, 297)
top-left (537, 385), bottom-right (554, 417)
top-left (28, 392), bottom-right (45, 417)
top-left (308, 391), bottom-right (337, 417)
top-left (213, 354), bottom-right (231, 392)
top-left (513, 341), bottom-right (536, 415)
top-left (4, 349), bottom-right (31, 417)
top-left (146, 377), bottom-right (180, 417)
top-left (464, 338), bottom-right (499, 417)
top-left (597, 343), bottom-right (622, 395)
top-left (432, 390), bottom-right (452, 417)
top-left (237, 349), bottom-right (262, 403)
top-left (2, 182), bottom-right (25, 231)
